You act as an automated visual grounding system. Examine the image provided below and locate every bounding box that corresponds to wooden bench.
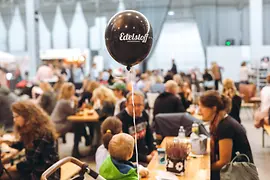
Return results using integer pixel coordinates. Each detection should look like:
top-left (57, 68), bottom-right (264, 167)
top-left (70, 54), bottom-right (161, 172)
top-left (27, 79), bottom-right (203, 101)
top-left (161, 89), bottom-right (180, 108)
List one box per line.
top-left (262, 125), bottom-right (270, 147)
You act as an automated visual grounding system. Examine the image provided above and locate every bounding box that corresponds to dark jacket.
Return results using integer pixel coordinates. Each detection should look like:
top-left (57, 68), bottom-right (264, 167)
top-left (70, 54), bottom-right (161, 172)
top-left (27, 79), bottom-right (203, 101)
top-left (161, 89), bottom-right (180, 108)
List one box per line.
top-left (11, 134), bottom-right (59, 180)
top-left (39, 91), bottom-right (56, 115)
top-left (78, 91), bottom-right (92, 108)
top-left (117, 110), bottom-right (156, 163)
top-left (229, 95), bottom-right (242, 123)
top-left (96, 101), bottom-right (115, 122)
top-left (179, 92), bottom-right (192, 110)
top-left (171, 63), bottom-right (177, 74)
top-left (153, 92), bottom-right (186, 119)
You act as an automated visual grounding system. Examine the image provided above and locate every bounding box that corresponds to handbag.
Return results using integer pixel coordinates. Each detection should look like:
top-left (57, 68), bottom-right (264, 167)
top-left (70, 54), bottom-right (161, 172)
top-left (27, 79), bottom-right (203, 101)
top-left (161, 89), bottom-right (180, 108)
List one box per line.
top-left (220, 152), bottom-right (259, 180)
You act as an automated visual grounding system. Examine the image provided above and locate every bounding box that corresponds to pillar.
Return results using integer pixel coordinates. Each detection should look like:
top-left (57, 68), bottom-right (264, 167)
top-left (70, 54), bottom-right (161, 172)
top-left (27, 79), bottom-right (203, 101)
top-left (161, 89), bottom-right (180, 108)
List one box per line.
top-left (25, 0), bottom-right (40, 78)
top-left (249, 0), bottom-right (263, 63)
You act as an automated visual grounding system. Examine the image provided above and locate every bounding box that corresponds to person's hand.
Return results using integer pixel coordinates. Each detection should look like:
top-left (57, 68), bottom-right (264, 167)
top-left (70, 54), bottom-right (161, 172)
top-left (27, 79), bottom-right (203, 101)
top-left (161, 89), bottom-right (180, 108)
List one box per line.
top-left (139, 166), bottom-right (149, 178)
top-left (150, 150), bottom-right (157, 157)
top-left (8, 165), bottom-right (17, 172)
top-left (146, 155), bottom-right (153, 162)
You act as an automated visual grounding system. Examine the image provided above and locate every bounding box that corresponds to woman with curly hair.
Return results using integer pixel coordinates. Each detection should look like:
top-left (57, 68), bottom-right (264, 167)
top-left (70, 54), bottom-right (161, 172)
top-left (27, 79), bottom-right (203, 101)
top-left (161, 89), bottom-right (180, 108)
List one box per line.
top-left (3, 101), bottom-right (59, 180)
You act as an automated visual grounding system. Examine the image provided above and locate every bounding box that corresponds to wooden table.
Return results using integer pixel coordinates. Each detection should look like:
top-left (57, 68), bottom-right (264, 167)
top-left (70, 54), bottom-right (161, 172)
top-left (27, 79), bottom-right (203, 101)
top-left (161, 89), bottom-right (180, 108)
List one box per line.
top-left (142, 137), bottom-right (210, 180)
top-left (67, 110), bottom-right (99, 122)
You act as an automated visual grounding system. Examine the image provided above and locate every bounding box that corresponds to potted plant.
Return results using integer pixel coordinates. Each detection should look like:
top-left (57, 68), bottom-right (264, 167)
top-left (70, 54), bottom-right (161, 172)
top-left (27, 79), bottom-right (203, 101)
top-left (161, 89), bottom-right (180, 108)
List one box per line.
top-left (166, 139), bottom-right (190, 175)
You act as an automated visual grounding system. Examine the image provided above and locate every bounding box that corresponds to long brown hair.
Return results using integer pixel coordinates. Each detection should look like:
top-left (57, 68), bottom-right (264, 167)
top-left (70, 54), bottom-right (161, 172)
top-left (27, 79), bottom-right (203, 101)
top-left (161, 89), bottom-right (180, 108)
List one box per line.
top-left (11, 101), bottom-right (57, 148)
top-left (101, 116), bottom-right (122, 149)
top-left (199, 90), bottom-right (231, 162)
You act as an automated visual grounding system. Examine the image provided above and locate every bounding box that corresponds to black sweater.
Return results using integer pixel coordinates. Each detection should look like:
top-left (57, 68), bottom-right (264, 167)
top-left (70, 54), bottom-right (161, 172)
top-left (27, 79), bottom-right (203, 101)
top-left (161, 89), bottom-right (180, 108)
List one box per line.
top-left (153, 92), bottom-right (186, 119)
top-left (116, 110), bottom-right (156, 163)
top-left (229, 95), bottom-right (242, 124)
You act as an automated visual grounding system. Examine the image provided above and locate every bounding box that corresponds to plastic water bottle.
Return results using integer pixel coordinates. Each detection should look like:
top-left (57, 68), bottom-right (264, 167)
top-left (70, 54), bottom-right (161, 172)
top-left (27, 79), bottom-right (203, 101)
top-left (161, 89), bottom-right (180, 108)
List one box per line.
top-left (178, 126), bottom-right (185, 141)
top-left (192, 123), bottom-right (199, 135)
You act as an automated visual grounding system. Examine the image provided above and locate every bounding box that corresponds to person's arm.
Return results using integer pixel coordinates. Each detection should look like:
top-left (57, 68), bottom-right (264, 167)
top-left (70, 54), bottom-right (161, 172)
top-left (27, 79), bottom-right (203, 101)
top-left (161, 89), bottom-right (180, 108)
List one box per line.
top-left (11, 141), bottom-right (24, 151)
top-left (211, 139), bottom-right (233, 170)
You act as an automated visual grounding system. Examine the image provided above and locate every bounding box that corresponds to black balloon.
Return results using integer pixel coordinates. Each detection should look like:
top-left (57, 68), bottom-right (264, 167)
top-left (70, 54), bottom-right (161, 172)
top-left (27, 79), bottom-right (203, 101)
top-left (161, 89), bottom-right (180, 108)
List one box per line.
top-left (105, 10), bottom-right (153, 69)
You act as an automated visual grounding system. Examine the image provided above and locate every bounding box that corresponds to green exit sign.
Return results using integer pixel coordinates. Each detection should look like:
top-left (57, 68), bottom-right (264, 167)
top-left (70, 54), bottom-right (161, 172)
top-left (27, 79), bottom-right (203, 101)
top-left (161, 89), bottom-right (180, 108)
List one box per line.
top-left (225, 39), bottom-right (235, 46)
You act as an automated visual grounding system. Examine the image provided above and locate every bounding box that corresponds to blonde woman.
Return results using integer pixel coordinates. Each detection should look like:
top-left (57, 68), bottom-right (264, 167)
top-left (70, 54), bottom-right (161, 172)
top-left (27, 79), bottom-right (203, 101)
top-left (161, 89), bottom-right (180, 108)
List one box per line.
top-left (2, 101), bottom-right (59, 179)
top-left (222, 78), bottom-right (242, 123)
top-left (92, 86), bottom-right (116, 121)
top-left (51, 82), bottom-right (87, 157)
top-left (38, 82), bottom-right (56, 115)
top-left (78, 80), bottom-right (100, 108)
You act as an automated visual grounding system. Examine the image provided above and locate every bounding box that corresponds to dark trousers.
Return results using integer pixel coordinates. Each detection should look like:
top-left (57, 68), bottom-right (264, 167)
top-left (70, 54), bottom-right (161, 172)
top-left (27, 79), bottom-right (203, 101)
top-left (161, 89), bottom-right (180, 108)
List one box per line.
top-left (73, 123), bottom-right (88, 149)
top-left (215, 80), bottom-right (219, 90)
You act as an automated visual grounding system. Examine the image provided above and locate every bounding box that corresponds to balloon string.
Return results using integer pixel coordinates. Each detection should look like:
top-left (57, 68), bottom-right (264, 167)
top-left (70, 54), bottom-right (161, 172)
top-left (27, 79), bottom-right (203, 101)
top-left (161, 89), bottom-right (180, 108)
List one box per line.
top-left (130, 69), bottom-right (139, 179)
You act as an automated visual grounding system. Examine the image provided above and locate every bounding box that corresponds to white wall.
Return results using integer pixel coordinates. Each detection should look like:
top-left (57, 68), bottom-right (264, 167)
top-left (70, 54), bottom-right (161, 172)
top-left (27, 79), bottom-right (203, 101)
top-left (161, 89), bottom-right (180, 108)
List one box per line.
top-left (0, 14), bottom-right (7, 51)
top-left (148, 20), bottom-right (205, 72)
top-left (70, 3), bottom-right (88, 49)
top-left (9, 7), bottom-right (25, 52)
top-left (207, 46), bottom-right (270, 81)
top-left (52, 6), bottom-right (68, 49)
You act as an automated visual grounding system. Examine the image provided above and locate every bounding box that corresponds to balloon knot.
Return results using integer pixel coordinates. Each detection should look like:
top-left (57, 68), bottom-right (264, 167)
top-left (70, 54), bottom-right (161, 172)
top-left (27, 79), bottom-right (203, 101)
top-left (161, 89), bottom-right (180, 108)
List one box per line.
top-left (126, 66), bottom-right (131, 71)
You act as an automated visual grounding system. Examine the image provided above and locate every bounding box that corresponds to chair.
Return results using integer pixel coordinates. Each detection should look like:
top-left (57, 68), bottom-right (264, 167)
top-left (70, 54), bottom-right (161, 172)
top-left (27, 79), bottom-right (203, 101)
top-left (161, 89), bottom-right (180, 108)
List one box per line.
top-left (154, 113), bottom-right (209, 139)
top-left (239, 84), bottom-right (256, 103)
top-left (146, 93), bottom-right (159, 125)
top-left (41, 157), bottom-right (105, 180)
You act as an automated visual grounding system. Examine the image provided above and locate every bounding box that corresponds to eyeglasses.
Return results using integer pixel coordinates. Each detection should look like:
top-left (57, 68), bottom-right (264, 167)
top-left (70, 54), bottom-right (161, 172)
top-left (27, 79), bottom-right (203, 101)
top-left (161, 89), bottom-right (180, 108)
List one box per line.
top-left (127, 103), bottom-right (144, 107)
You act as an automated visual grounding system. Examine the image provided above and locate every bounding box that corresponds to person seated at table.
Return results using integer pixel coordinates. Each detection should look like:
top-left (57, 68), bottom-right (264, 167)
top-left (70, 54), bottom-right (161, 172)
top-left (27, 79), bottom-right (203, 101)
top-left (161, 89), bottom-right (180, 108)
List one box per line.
top-left (117, 91), bottom-right (156, 164)
top-left (2, 101), bottom-right (59, 180)
top-left (95, 116), bottom-right (122, 172)
top-left (110, 82), bottom-right (127, 115)
top-left (90, 86), bottom-right (116, 152)
top-left (53, 75), bottom-right (65, 96)
top-left (153, 80), bottom-right (185, 121)
top-left (199, 90), bottom-right (253, 180)
top-left (0, 94), bottom-right (15, 132)
top-left (254, 75), bottom-right (270, 128)
top-left (99, 133), bottom-right (149, 179)
top-left (38, 82), bottom-right (56, 115)
top-left (150, 75), bottom-right (165, 93)
top-left (222, 78), bottom-right (242, 124)
top-left (179, 81), bottom-right (193, 110)
top-left (51, 82), bottom-right (89, 158)
top-left (92, 86), bottom-right (116, 122)
top-left (78, 80), bottom-right (100, 108)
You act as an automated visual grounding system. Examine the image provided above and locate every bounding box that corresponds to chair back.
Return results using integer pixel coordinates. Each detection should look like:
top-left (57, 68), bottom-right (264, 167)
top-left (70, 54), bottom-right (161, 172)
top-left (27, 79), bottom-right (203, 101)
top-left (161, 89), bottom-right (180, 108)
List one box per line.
top-left (239, 84), bottom-right (256, 102)
top-left (154, 113), bottom-right (209, 138)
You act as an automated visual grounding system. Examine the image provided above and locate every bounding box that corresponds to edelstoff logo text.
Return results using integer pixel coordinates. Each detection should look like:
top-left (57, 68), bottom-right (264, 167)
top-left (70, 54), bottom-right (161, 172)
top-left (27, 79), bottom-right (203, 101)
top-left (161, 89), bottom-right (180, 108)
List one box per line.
top-left (119, 33), bottom-right (149, 43)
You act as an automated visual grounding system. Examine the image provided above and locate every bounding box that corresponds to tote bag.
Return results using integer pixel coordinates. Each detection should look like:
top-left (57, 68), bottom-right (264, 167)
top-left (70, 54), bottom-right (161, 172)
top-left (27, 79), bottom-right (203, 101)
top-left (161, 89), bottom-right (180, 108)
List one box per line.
top-left (220, 152), bottom-right (259, 180)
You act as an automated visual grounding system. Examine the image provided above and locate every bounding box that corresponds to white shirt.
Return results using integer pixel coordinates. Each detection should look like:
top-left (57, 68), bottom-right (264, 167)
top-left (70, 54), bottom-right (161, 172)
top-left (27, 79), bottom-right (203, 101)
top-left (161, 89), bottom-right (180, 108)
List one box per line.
top-left (260, 85), bottom-right (270, 112)
top-left (95, 144), bottom-right (109, 172)
top-left (239, 66), bottom-right (253, 82)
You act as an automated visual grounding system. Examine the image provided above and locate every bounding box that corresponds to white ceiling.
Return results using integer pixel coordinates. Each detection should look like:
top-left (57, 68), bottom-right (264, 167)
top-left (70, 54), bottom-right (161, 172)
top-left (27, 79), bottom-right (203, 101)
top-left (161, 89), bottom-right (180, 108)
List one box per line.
top-left (1, 0), bottom-right (270, 16)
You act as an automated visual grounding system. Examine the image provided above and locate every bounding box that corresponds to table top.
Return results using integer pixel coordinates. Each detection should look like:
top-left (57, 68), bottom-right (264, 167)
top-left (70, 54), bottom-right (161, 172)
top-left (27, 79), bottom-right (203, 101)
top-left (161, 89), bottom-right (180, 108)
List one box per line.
top-left (250, 97), bottom-right (261, 103)
top-left (142, 137), bottom-right (210, 180)
top-left (67, 110), bottom-right (99, 122)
